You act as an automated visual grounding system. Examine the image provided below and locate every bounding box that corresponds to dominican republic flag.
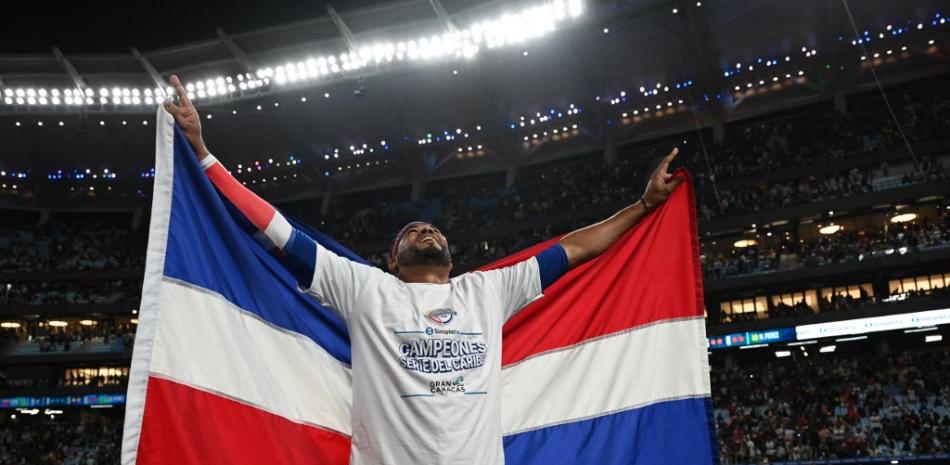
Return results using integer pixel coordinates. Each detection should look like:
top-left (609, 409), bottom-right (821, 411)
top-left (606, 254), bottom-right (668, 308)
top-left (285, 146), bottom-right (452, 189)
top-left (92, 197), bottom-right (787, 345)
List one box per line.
top-left (122, 109), bottom-right (717, 465)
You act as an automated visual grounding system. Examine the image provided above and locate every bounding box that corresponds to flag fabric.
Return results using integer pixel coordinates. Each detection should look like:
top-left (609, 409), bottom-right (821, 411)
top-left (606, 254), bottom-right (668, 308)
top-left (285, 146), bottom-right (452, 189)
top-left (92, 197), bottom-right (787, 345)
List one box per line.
top-left (122, 109), bottom-right (717, 464)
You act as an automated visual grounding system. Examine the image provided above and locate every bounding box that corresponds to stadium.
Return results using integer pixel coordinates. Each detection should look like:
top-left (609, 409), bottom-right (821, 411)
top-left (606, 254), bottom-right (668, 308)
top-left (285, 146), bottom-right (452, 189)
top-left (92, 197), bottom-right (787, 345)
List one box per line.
top-left (1, 0), bottom-right (949, 463)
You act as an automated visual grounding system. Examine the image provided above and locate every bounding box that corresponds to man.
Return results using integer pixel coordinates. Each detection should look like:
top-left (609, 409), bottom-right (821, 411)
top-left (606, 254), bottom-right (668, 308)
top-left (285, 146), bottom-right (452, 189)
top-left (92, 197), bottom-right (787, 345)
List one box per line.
top-left (163, 74), bottom-right (682, 465)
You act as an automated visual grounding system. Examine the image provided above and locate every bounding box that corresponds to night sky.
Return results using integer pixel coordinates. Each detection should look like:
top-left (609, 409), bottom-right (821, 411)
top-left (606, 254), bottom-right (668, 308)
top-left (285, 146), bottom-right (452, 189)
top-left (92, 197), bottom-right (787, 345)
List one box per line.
top-left (2, 0), bottom-right (382, 54)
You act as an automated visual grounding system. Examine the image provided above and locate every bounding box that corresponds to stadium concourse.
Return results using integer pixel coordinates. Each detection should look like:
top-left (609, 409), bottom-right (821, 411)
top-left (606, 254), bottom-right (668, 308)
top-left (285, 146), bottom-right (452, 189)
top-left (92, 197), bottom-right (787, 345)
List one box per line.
top-left (2, 0), bottom-right (950, 463)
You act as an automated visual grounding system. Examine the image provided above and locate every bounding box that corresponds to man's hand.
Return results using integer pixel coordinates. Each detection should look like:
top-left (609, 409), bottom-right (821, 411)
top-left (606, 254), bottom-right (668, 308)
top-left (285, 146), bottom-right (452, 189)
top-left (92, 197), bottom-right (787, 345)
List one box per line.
top-left (641, 147), bottom-right (684, 210)
top-left (560, 146), bottom-right (685, 267)
top-left (163, 75), bottom-right (209, 160)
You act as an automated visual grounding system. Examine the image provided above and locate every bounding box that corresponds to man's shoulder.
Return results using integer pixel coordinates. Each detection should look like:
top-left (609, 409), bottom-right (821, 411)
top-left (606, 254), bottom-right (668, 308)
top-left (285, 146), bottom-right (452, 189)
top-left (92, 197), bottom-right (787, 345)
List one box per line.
top-left (450, 269), bottom-right (493, 289)
top-left (453, 258), bottom-right (538, 285)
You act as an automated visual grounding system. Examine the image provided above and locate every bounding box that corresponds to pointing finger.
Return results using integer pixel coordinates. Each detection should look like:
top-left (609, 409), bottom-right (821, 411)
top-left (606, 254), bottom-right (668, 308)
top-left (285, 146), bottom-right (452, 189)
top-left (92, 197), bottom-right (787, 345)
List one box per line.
top-left (169, 74), bottom-right (192, 108)
top-left (658, 147), bottom-right (679, 174)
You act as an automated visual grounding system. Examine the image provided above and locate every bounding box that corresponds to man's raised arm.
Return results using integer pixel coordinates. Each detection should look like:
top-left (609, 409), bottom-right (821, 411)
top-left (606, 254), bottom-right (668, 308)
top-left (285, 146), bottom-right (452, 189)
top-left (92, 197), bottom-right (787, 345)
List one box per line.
top-left (162, 75), bottom-right (382, 320)
top-left (559, 148), bottom-right (684, 268)
top-left (162, 75), bottom-right (316, 286)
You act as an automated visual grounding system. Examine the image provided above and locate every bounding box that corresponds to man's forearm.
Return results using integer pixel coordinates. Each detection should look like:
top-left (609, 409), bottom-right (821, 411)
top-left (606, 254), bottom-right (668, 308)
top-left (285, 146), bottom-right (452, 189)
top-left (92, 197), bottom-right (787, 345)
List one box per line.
top-left (187, 138), bottom-right (210, 160)
top-left (559, 201), bottom-right (649, 268)
top-left (193, 144), bottom-right (211, 160)
top-left (201, 154), bottom-right (317, 286)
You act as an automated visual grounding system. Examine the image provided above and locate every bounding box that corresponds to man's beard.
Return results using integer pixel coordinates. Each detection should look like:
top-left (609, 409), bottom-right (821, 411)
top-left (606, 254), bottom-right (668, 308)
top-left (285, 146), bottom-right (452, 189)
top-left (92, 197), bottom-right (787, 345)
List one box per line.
top-left (398, 242), bottom-right (452, 268)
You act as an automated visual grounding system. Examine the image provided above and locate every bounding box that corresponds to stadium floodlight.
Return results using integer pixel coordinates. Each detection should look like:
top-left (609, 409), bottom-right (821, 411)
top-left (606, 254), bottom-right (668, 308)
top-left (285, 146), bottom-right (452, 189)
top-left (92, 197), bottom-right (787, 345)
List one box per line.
top-left (890, 212), bottom-right (917, 223)
top-left (925, 334), bottom-right (943, 343)
top-left (0, 322), bottom-right (21, 328)
top-left (774, 350), bottom-right (791, 358)
top-left (819, 224), bottom-right (842, 235)
top-left (254, 0), bottom-right (581, 83)
top-left (818, 345), bottom-right (836, 353)
top-left (733, 239), bottom-right (756, 248)
top-left (47, 320), bottom-right (68, 327)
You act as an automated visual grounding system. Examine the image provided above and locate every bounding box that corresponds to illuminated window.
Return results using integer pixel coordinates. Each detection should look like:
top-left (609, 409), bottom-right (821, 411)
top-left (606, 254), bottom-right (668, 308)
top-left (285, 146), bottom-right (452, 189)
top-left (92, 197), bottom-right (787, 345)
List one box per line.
top-left (820, 283), bottom-right (872, 301)
top-left (720, 296), bottom-right (768, 317)
top-left (889, 273), bottom-right (950, 294)
top-left (64, 366), bottom-right (129, 386)
top-left (934, 274), bottom-right (947, 289)
top-left (771, 290), bottom-right (818, 311)
top-left (903, 277), bottom-right (915, 291)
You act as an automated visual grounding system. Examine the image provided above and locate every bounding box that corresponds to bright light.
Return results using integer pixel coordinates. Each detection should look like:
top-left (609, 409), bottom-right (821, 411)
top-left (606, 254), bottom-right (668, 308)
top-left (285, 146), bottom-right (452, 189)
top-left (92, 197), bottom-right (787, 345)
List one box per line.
top-left (739, 343), bottom-right (769, 350)
top-left (819, 224), bottom-right (842, 235)
top-left (891, 212), bottom-right (917, 223)
top-left (925, 334), bottom-right (943, 343)
top-left (0, 322), bottom-right (21, 328)
top-left (819, 345), bottom-right (836, 353)
top-left (787, 340), bottom-right (817, 346)
top-left (567, 0), bottom-right (583, 17)
top-left (79, 320), bottom-right (96, 326)
top-left (733, 239), bottom-right (757, 248)
top-left (774, 350), bottom-right (791, 358)
top-left (904, 326), bottom-right (938, 333)
top-left (48, 320), bottom-right (68, 327)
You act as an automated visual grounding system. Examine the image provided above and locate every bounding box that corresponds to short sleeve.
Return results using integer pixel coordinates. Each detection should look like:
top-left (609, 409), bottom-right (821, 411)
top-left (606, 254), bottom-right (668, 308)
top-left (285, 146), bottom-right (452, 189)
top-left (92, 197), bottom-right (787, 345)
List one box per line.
top-left (482, 257), bottom-right (543, 322)
top-left (305, 242), bottom-right (385, 321)
top-left (535, 244), bottom-right (569, 290)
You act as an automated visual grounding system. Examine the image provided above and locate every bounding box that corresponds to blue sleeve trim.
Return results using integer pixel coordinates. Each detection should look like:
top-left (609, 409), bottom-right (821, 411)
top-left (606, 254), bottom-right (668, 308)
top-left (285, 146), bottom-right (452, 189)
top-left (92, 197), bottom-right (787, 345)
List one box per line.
top-left (536, 244), bottom-right (569, 290)
top-left (283, 228), bottom-right (318, 288)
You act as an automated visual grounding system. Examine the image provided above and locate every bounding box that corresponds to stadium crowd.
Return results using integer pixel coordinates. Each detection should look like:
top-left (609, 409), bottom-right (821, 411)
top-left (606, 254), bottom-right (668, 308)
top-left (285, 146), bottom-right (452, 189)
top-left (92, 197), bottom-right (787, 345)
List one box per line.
top-left (0, 220), bottom-right (145, 273)
top-left (697, 155), bottom-right (947, 220)
top-left (4, 280), bottom-right (138, 306)
top-left (0, 410), bottom-right (122, 465)
top-left (0, 323), bottom-right (135, 355)
top-left (714, 348), bottom-right (950, 463)
top-left (702, 209), bottom-right (950, 279)
top-left (291, 89), bottom-right (949, 249)
top-left (687, 89), bottom-right (950, 184)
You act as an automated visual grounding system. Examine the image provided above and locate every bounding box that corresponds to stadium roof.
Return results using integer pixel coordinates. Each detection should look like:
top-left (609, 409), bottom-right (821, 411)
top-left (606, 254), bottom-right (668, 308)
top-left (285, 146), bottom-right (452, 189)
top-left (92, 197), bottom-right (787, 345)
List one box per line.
top-left (0, 0), bottom-right (947, 208)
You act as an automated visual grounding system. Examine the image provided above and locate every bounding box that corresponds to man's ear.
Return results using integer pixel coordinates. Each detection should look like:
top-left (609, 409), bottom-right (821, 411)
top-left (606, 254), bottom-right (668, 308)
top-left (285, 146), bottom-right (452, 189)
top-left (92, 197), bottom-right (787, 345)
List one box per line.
top-left (388, 257), bottom-right (398, 274)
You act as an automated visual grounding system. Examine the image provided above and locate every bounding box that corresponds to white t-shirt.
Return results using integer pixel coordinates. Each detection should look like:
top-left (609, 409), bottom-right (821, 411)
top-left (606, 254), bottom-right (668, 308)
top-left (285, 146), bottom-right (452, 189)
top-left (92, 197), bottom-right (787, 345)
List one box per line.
top-left (305, 243), bottom-right (543, 465)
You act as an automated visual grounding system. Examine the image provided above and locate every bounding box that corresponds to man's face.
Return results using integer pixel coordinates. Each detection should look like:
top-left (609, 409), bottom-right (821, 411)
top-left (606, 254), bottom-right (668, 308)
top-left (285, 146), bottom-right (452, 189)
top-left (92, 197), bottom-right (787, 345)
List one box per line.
top-left (393, 223), bottom-right (452, 271)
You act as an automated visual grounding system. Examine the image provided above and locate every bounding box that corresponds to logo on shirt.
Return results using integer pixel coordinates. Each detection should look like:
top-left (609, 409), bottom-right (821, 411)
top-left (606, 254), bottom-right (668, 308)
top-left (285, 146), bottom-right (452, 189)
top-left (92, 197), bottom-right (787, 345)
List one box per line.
top-left (430, 376), bottom-right (466, 394)
top-left (425, 308), bottom-right (456, 326)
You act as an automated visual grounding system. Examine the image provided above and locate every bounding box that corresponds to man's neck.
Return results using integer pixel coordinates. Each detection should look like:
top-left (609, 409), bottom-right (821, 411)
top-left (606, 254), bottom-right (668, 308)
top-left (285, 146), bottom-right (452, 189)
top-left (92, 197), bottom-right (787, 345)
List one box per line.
top-left (397, 265), bottom-right (451, 284)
